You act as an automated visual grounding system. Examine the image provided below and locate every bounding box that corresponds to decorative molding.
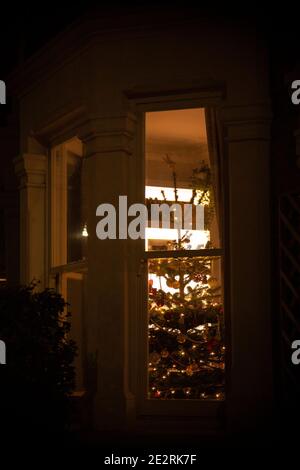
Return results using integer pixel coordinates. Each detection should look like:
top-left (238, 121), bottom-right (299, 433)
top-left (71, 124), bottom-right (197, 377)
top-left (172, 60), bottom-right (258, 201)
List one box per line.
top-left (125, 80), bottom-right (226, 102)
top-left (220, 103), bottom-right (272, 142)
top-left (31, 104), bottom-right (87, 146)
top-left (13, 153), bottom-right (48, 287)
top-left (125, 82), bottom-right (226, 111)
top-left (14, 154), bottom-right (47, 189)
top-left (79, 114), bottom-right (137, 156)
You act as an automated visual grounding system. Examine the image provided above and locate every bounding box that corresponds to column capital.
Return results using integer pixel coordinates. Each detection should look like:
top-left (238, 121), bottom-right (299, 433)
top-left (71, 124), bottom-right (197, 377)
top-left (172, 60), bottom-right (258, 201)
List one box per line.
top-left (219, 103), bottom-right (272, 142)
top-left (13, 153), bottom-right (47, 287)
top-left (14, 153), bottom-right (47, 189)
top-left (78, 113), bottom-right (136, 157)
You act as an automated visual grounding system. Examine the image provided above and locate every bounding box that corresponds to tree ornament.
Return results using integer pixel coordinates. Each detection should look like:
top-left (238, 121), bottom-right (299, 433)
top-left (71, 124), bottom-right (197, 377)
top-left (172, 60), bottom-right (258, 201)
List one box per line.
top-left (197, 170), bottom-right (207, 181)
top-left (149, 351), bottom-right (161, 364)
top-left (156, 292), bottom-right (165, 307)
top-left (186, 365), bottom-right (194, 376)
top-left (206, 337), bottom-right (219, 352)
top-left (177, 333), bottom-right (186, 344)
top-left (164, 311), bottom-right (172, 321)
top-left (161, 349), bottom-right (169, 358)
top-left (208, 277), bottom-right (218, 289)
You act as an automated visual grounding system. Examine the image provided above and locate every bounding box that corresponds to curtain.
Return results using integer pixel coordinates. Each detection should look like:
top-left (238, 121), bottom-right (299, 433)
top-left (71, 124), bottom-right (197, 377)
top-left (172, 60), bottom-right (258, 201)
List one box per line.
top-left (204, 107), bottom-right (223, 247)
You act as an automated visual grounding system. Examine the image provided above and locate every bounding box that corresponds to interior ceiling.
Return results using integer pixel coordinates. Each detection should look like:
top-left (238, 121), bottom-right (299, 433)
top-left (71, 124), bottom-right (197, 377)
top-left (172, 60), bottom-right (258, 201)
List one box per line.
top-left (146, 108), bottom-right (207, 144)
top-left (65, 137), bottom-right (83, 156)
top-left (145, 108), bottom-right (210, 188)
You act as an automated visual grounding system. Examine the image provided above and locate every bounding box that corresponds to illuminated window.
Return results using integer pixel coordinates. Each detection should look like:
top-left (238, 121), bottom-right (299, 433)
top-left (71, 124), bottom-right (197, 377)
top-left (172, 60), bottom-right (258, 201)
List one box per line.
top-left (145, 108), bottom-right (225, 400)
top-left (51, 138), bottom-right (87, 266)
top-left (50, 137), bottom-right (87, 389)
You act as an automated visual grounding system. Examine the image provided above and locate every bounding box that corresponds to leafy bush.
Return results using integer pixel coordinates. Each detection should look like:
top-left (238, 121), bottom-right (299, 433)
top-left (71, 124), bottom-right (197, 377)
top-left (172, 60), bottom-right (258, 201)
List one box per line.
top-left (0, 283), bottom-right (77, 434)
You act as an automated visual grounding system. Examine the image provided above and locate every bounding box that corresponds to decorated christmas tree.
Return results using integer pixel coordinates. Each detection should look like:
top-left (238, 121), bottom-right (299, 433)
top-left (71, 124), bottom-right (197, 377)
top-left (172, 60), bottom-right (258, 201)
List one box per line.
top-left (147, 158), bottom-right (225, 399)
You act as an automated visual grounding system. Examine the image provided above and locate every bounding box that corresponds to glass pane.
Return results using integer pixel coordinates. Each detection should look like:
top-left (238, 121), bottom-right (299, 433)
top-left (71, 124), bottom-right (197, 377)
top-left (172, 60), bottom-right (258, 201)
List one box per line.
top-left (148, 255), bottom-right (225, 400)
top-left (66, 139), bottom-right (88, 263)
top-left (67, 152), bottom-right (84, 263)
top-left (145, 108), bottom-right (220, 251)
top-left (51, 138), bottom-right (88, 267)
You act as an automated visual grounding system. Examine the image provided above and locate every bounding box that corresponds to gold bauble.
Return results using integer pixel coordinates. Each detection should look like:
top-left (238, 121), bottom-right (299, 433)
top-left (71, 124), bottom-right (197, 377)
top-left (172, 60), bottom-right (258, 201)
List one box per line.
top-left (149, 351), bottom-right (161, 364)
top-left (186, 365), bottom-right (194, 376)
top-left (207, 277), bottom-right (218, 289)
top-left (177, 333), bottom-right (186, 344)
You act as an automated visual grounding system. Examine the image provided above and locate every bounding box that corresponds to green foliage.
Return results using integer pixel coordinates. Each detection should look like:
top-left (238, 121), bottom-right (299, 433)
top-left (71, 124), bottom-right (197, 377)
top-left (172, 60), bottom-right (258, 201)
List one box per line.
top-left (0, 283), bottom-right (77, 432)
top-left (190, 160), bottom-right (215, 231)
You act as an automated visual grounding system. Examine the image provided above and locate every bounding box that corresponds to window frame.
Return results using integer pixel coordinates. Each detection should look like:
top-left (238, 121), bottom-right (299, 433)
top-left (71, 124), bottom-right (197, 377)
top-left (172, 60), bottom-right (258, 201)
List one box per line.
top-left (48, 138), bottom-right (88, 296)
top-left (48, 138), bottom-right (87, 391)
top-left (132, 94), bottom-right (229, 418)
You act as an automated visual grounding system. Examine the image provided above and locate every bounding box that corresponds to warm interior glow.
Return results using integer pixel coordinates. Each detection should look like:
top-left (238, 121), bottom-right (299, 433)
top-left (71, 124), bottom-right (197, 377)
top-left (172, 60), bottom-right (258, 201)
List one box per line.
top-left (146, 186), bottom-right (210, 206)
top-left (146, 186), bottom-right (193, 202)
top-left (145, 108), bottom-right (224, 400)
top-left (145, 227), bottom-right (209, 250)
top-left (81, 224), bottom-right (88, 237)
top-left (145, 185), bottom-right (210, 250)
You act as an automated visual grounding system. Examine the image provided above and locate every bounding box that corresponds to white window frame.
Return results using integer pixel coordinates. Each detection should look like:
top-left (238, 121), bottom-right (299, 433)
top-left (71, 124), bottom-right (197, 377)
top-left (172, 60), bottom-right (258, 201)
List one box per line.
top-left (48, 139), bottom-right (87, 391)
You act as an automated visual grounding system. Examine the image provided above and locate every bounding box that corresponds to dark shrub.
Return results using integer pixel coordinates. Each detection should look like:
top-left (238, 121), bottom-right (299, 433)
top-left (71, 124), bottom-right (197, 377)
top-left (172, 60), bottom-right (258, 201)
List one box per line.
top-left (0, 283), bottom-right (77, 436)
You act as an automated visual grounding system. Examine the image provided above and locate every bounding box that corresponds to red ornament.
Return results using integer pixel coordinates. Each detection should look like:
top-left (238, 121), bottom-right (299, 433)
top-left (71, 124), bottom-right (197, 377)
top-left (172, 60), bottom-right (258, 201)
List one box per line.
top-left (156, 292), bottom-right (165, 307)
top-left (164, 311), bottom-right (172, 320)
top-left (206, 338), bottom-right (218, 352)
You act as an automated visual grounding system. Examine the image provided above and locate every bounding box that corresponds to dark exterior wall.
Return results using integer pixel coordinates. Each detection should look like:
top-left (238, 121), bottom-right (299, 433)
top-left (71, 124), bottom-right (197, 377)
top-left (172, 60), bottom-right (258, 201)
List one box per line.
top-left (270, 34), bottom-right (300, 436)
top-left (0, 103), bottom-right (20, 284)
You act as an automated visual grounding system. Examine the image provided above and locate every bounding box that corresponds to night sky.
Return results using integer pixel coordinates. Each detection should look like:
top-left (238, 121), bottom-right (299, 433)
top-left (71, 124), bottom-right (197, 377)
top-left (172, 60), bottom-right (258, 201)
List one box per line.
top-left (0, 3), bottom-right (300, 102)
top-left (0, 3), bottom-right (299, 76)
top-left (0, 3), bottom-right (95, 77)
